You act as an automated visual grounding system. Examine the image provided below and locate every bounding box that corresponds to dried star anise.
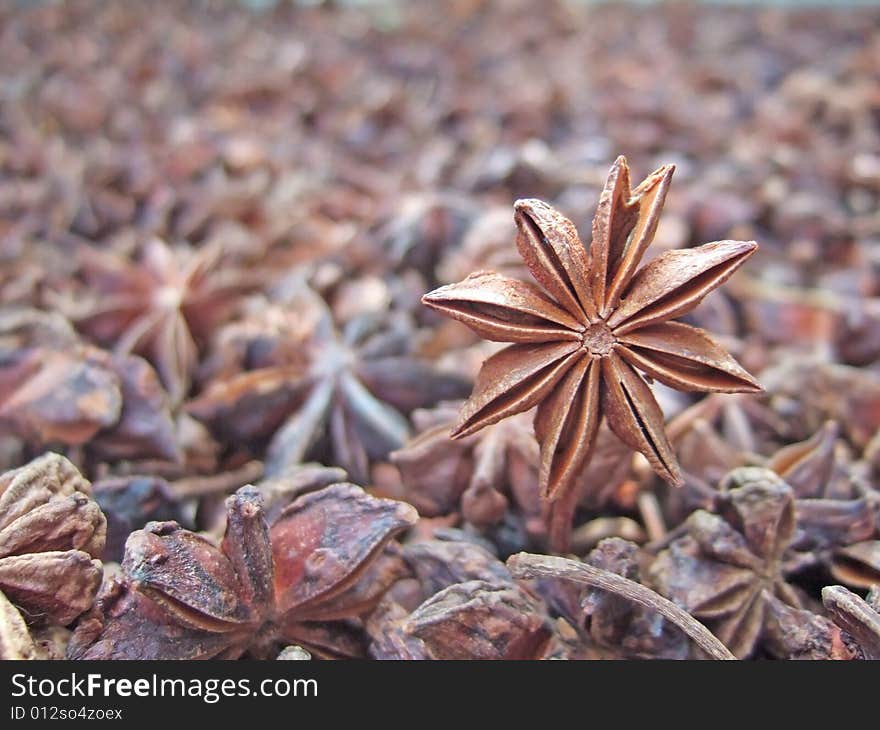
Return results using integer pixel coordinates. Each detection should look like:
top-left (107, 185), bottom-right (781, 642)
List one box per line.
top-left (580, 538), bottom-right (691, 659)
top-left (822, 584), bottom-right (880, 660)
top-left (70, 483), bottom-right (416, 659)
top-left (68, 238), bottom-right (255, 404)
top-left (667, 418), bottom-right (876, 557)
top-left (0, 310), bottom-right (179, 464)
top-left (766, 422), bottom-right (877, 556)
top-left (368, 538), bottom-right (554, 660)
top-left (0, 453), bottom-right (105, 641)
top-left (394, 580), bottom-right (552, 660)
top-left (650, 467), bottom-right (807, 658)
top-left (665, 391), bottom-right (788, 487)
top-left (1, 589), bottom-right (39, 659)
top-left (761, 359), bottom-right (880, 451)
top-left (761, 592), bottom-right (857, 660)
top-left (423, 156), bottom-right (761, 505)
top-left (391, 403), bottom-right (541, 536)
top-left (830, 540), bottom-right (880, 590)
top-left (189, 285), bottom-right (469, 483)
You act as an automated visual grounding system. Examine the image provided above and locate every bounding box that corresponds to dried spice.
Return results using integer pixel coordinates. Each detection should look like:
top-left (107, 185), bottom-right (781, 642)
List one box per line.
top-left (830, 540), bottom-right (880, 590)
top-left (397, 580), bottom-right (552, 660)
top-left (0, 454), bottom-right (105, 634)
top-left (2, 0), bottom-right (880, 662)
top-left (368, 538), bottom-right (555, 660)
top-left (667, 419), bottom-right (876, 558)
top-left (392, 404), bottom-right (541, 536)
top-left (761, 592), bottom-right (857, 660)
top-left (507, 552), bottom-right (734, 660)
top-left (69, 238), bottom-right (256, 404)
top-left (0, 310), bottom-right (178, 463)
top-left (0, 589), bottom-right (38, 660)
top-left (423, 156), bottom-right (761, 513)
top-left (580, 538), bottom-right (691, 659)
top-left (70, 483), bottom-right (416, 659)
top-left (91, 474), bottom-right (190, 562)
top-left (822, 585), bottom-right (880, 660)
top-left (189, 286), bottom-right (469, 483)
top-left (649, 467), bottom-right (807, 658)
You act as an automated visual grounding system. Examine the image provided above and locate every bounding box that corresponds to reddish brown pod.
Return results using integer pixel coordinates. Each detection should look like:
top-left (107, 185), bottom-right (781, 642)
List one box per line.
top-left (423, 157), bottom-right (761, 515)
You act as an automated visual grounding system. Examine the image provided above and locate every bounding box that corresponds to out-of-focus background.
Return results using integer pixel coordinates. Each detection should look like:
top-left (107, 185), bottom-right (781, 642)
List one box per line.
top-left (3, 1), bottom-right (878, 362)
top-left (1, 0), bottom-right (879, 515)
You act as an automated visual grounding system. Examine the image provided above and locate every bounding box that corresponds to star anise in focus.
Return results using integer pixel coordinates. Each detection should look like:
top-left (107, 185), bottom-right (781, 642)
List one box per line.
top-left (70, 483), bottom-right (416, 659)
top-left (188, 286), bottom-right (470, 483)
top-left (650, 467), bottom-right (808, 658)
top-left (422, 156), bottom-right (761, 504)
top-left (0, 453), bottom-right (105, 658)
top-left (68, 238), bottom-right (255, 404)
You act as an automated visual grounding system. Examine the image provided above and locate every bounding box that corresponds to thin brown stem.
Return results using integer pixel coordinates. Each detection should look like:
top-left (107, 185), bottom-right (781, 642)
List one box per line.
top-left (171, 460), bottom-right (264, 499)
top-left (637, 490), bottom-right (666, 543)
top-left (507, 552), bottom-right (735, 660)
top-left (545, 481), bottom-right (583, 554)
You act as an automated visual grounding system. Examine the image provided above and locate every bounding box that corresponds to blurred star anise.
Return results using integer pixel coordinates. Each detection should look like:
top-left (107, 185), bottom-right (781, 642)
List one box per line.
top-left (0, 454), bottom-right (105, 642)
top-left (668, 418), bottom-right (876, 556)
top-left (650, 467), bottom-right (806, 658)
top-left (69, 238), bottom-right (255, 404)
top-left (189, 286), bottom-right (469, 482)
top-left (368, 538), bottom-right (554, 660)
top-left (423, 156), bottom-right (761, 504)
top-left (70, 483), bottom-right (416, 659)
top-left (0, 309), bottom-right (178, 463)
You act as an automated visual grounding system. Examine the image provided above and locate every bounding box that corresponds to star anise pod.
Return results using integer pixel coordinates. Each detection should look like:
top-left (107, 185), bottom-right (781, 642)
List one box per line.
top-left (761, 359), bottom-right (880, 451)
top-left (70, 483), bottom-right (416, 659)
top-left (1, 589), bottom-right (39, 659)
top-left (0, 310), bottom-right (179, 464)
top-left (822, 585), bottom-right (880, 660)
top-left (666, 418), bottom-right (876, 555)
top-left (422, 156), bottom-right (761, 504)
top-left (189, 286), bottom-right (469, 483)
top-left (68, 238), bottom-right (255, 404)
top-left (765, 422), bottom-right (876, 555)
top-left (649, 467), bottom-right (807, 658)
top-left (391, 403), bottom-right (540, 535)
top-left (761, 591), bottom-right (858, 660)
top-left (830, 540), bottom-right (880, 590)
top-left (665, 391), bottom-right (788, 487)
top-left (368, 538), bottom-right (553, 660)
top-left (579, 537), bottom-right (691, 659)
top-left (0, 453), bottom-right (105, 633)
top-left (0, 342), bottom-right (121, 449)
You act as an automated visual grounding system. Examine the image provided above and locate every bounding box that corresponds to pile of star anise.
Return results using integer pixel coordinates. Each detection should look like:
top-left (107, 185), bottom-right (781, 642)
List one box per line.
top-left (1, 0), bottom-right (879, 661)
